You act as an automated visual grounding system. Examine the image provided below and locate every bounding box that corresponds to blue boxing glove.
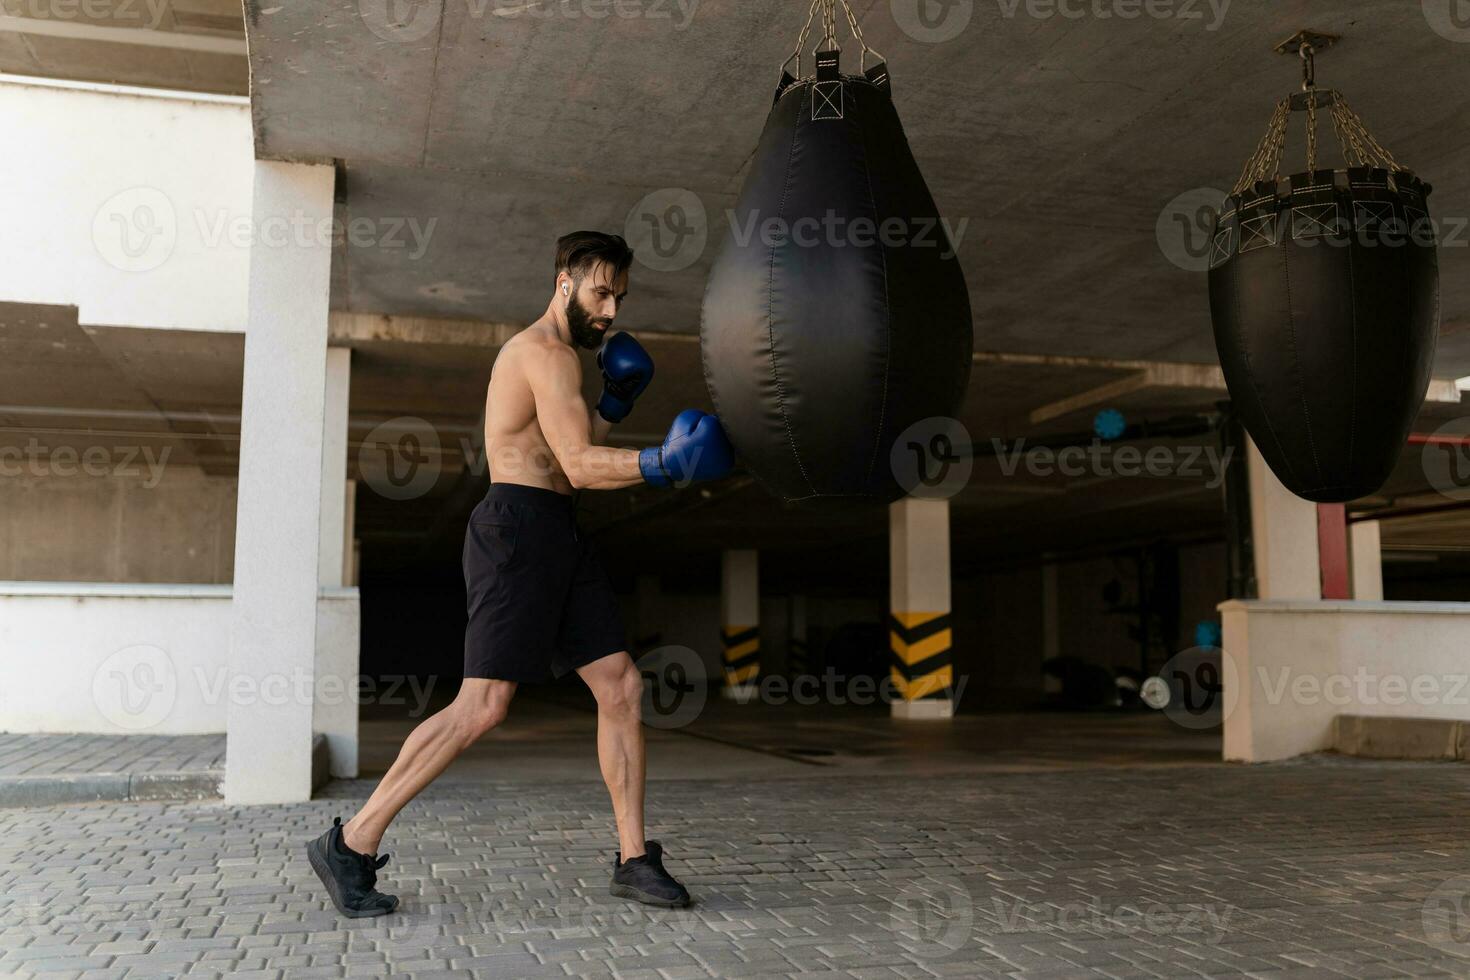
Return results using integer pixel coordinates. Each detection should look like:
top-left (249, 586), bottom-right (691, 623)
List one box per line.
top-left (596, 331), bottom-right (654, 423)
top-left (640, 409), bottom-right (735, 488)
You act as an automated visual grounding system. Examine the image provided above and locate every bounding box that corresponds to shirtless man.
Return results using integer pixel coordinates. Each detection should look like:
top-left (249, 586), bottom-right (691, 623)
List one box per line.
top-left (307, 231), bottom-right (734, 917)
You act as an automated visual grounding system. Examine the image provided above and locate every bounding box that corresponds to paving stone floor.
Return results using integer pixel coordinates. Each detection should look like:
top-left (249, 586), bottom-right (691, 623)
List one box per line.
top-left (0, 735), bottom-right (225, 778)
top-left (4, 758), bottom-right (1470, 979)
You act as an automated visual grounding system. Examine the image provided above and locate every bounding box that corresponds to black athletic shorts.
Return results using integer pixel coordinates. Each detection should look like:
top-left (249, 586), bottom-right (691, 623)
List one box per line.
top-left (462, 483), bottom-right (627, 682)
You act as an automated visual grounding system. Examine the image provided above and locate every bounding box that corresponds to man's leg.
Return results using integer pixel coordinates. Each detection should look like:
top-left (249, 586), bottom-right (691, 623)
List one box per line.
top-left (342, 677), bottom-right (517, 855)
top-left (576, 652), bottom-right (647, 859)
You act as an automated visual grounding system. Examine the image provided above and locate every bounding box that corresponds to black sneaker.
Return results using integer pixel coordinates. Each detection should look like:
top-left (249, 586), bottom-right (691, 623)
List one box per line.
top-left (610, 840), bottom-right (692, 908)
top-left (306, 817), bottom-right (399, 918)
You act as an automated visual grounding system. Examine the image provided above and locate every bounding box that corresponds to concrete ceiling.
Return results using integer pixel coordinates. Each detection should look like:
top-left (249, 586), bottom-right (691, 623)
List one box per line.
top-left (245, 0), bottom-right (1470, 372)
top-left (0, 0), bottom-right (247, 93)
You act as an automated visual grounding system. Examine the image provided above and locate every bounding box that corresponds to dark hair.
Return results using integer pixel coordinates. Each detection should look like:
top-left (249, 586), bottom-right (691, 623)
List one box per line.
top-left (554, 230), bottom-right (634, 287)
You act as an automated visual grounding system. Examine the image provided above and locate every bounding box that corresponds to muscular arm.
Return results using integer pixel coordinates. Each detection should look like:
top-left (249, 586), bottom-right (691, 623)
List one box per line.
top-left (531, 345), bottom-right (644, 490)
top-left (590, 411), bottom-right (614, 446)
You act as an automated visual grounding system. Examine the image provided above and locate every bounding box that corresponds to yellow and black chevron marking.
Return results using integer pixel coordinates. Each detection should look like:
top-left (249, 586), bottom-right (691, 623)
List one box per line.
top-left (889, 611), bottom-right (952, 701)
top-left (721, 624), bottom-right (760, 685)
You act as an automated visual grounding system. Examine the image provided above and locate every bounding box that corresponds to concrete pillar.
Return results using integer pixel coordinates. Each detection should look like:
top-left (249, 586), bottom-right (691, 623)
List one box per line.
top-left (225, 160), bottom-right (336, 804)
top-left (889, 497), bottom-right (954, 720)
top-left (1246, 436), bottom-right (1320, 600)
top-left (1350, 520), bottom-right (1384, 601)
top-left (720, 549), bottom-right (759, 699)
top-left (318, 347), bottom-right (352, 589)
top-left (788, 594), bottom-right (809, 678)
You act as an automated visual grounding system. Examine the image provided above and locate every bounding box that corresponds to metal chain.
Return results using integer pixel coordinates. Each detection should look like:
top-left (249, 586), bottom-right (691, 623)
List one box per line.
top-left (1231, 99), bottom-right (1288, 195)
top-left (1305, 87), bottom-right (1319, 172)
top-left (782, 0), bottom-right (824, 79)
top-left (781, 0), bottom-right (885, 79)
top-left (1331, 95), bottom-right (1401, 170)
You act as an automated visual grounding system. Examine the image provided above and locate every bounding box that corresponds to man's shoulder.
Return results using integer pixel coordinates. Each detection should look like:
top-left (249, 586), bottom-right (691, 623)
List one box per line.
top-left (504, 327), bottom-right (578, 378)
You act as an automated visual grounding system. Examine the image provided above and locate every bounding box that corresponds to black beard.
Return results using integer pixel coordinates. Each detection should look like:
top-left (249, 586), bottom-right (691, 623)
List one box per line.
top-left (567, 294), bottom-right (608, 350)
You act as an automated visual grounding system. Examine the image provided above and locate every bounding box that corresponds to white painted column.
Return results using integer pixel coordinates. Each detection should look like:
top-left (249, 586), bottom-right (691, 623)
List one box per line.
top-left (318, 347), bottom-right (352, 589)
top-left (1246, 436), bottom-right (1321, 599)
top-left (225, 160), bottom-right (336, 804)
top-left (1350, 520), bottom-right (1384, 601)
top-left (720, 549), bottom-right (760, 699)
top-left (314, 346), bottom-right (357, 779)
top-left (889, 497), bottom-right (954, 720)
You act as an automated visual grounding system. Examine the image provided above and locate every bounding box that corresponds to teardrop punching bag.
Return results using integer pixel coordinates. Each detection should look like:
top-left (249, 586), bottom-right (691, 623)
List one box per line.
top-left (701, 6), bottom-right (972, 505)
top-left (1207, 44), bottom-right (1438, 503)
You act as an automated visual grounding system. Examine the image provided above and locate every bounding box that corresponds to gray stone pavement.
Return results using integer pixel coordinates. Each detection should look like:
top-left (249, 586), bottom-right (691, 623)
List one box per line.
top-left (5, 757), bottom-right (1470, 978)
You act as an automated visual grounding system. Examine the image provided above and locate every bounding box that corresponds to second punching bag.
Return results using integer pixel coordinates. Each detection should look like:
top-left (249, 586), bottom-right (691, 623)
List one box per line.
top-left (701, 21), bottom-right (972, 505)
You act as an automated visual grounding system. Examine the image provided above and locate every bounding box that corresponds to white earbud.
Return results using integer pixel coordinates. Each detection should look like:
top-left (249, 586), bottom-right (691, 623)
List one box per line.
top-left (562, 283), bottom-right (570, 296)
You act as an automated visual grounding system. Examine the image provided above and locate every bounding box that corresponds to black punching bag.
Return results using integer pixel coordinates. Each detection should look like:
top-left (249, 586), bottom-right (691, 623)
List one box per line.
top-left (701, 48), bottom-right (972, 504)
top-left (1207, 79), bottom-right (1438, 503)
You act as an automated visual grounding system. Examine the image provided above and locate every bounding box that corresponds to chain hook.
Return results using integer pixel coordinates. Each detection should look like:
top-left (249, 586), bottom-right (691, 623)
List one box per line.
top-left (1299, 42), bottom-right (1315, 92)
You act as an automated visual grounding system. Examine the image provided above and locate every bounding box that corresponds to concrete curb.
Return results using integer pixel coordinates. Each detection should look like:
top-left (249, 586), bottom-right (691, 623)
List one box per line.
top-left (0, 770), bottom-right (222, 807)
top-left (1334, 715), bottom-right (1465, 760)
top-left (0, 735), bottom-right (331, 807)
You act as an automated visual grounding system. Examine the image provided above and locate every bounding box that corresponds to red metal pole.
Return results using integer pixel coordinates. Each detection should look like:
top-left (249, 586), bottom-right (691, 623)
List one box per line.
top-left (1317, 503), bottom-right (1350, 599)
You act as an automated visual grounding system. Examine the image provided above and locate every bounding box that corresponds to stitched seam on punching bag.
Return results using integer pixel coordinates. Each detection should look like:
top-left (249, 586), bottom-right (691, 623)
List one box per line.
top-left (1231, 245), bottom-right (1301, 492)
top-left (767, 86), bottom-right (817, 496)
top-left (855, 93), bottom-right (891, 487)
top-left (1278, 224), bottom-right (1324, 491)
